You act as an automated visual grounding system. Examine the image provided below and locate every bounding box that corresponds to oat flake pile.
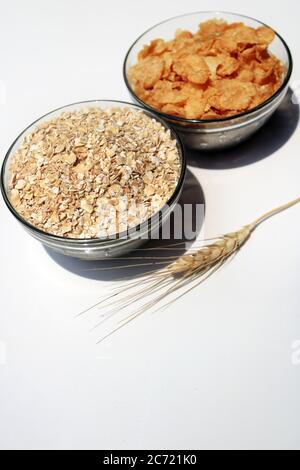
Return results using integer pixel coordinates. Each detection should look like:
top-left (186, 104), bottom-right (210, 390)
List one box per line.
top-left (9, 107), bottom-right (180, 238)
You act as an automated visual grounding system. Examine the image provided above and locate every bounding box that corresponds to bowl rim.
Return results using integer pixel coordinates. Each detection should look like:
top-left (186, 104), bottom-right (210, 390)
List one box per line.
top-left (123, 10), bottom-right (293, 125)
top-left (0, 99), bottom-right (186, 244)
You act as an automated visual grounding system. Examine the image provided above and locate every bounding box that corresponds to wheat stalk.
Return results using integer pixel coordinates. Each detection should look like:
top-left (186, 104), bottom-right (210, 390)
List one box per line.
top-left (80, 197), bottom-right (300, 342)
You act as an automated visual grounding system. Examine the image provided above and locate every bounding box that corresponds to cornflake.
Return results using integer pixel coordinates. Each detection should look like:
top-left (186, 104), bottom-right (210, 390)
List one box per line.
top-left (9, 107), bottom-right (180, 238)
top-left (128, 19), bottom-right (284, 119)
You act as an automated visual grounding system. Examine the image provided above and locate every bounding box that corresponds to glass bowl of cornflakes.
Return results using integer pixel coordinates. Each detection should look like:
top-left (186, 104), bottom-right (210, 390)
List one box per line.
top-left (123, 11), bottom-right (293, 150)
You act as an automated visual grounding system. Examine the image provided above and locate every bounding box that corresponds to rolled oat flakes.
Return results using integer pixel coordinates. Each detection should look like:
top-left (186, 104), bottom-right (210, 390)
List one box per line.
top-left (9, 107), bottom-right (181, 238)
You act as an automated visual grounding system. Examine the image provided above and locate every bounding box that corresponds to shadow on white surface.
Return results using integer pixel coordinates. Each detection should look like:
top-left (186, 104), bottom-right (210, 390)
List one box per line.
top-left (45, 170), bottom-right (205, 281)
top-left (188, 88), bottom-right (299, 169)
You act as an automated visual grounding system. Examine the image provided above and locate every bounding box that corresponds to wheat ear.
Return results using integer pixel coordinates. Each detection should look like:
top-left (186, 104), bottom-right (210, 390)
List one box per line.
top-left (168, 197), bottom-right (300, 276)
top-left (85, 197), bottom-right (300, 342)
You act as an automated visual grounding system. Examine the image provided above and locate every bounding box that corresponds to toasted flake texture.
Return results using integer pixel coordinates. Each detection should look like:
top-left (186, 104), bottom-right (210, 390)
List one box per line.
top-left (184, 96), bottom-right (207, 119)
top-left (128, 57), bottom-right (164, 89)
top-left (129, 19), bottom-right (284, 119)
top-left (9, 107), bottom-right (180, 238)
top-left (209, 80), bottom-right (257, 112)
top-left (173, 54), bottom-right (210, 84)
top-left (256, 26), bottom-right (276, 45)
top-left (216, 56), bottom-right (240, 77)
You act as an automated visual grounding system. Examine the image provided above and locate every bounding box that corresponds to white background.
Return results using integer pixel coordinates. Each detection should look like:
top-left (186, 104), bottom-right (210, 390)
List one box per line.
top-left (0, 0), bottom-right (300, 450)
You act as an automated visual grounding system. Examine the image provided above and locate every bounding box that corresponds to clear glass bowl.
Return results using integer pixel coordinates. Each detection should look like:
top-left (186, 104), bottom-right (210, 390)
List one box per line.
top-left (1, 100), bottom-right (186, 260)
top-left (123, 11), bottom-right (293, 150)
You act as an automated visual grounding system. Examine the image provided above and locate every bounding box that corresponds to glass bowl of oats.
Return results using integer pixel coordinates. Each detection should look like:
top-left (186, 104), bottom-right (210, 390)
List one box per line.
top-left (0, 100), bottom-right (185, 260)
top-left (123, 11), bottom-right (293, 150)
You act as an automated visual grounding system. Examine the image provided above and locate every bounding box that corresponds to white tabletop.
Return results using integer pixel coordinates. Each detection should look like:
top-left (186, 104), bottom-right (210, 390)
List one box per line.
top-left (0, 0), bottom-right (300, 450)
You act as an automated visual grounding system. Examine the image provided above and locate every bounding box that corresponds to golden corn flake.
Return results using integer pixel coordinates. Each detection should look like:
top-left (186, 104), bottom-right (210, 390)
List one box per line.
top-left (217, 56), bottom-right (240, 77)
top-left (173, 54), bottom-right (210, 85)
top-left (129, 56), bottom-right (164, 89)
top-left (256, 26), bottom-right (276, 45)
top-left (129, 19), bottom-right (284, 120)
top-left (209, 80), bottom-right (257, 112)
